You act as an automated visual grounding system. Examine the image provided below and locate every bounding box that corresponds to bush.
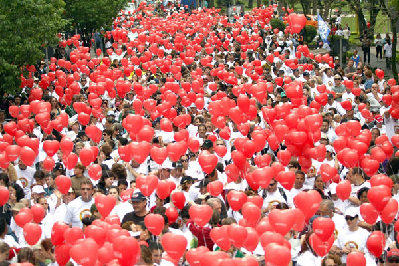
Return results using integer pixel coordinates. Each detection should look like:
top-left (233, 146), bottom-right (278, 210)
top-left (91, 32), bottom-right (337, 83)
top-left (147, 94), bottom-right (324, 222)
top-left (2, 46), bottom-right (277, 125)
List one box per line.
top-left (303, 25), bottom-right (317, 43)
top-left (270, 18), bottom-right (285, 31)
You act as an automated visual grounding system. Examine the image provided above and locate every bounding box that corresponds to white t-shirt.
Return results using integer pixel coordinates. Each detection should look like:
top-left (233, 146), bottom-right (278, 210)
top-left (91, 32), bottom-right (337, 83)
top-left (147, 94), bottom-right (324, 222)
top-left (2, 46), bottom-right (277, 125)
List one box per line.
top-left (15, 166), bottom-right (36, 198)
top-left (296, 250), bottom-right (322, 266)
top-left (64, 197), bottom-right (94, 228)
top-left (110, 201), bottom-right (134, 222)
top-left (337, 227), bottom-right (369, 263)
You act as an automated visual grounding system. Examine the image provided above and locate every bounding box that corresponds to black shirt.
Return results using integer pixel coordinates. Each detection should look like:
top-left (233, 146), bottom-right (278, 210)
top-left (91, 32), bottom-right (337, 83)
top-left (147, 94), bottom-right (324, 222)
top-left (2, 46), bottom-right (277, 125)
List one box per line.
top-left (121, 211), bottom-right (147, 225)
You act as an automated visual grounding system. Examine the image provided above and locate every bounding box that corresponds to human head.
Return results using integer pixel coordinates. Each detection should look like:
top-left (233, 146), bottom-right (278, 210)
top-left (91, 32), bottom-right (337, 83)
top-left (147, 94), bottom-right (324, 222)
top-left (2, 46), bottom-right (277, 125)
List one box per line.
top-left (294, 171), bottom-right (305, 189)
top-left (344, 207), bottom-right (359, 230)
top-left (207, 197), bottom-right (222, 214)
top-left (131, 191), bottom-right (147, 215)
top-left (267, 178), bottom-right (278, 193)
top-left (80, 180), bottom-right (94, 202)
top-left (317, 199), bottom-right (334, 218)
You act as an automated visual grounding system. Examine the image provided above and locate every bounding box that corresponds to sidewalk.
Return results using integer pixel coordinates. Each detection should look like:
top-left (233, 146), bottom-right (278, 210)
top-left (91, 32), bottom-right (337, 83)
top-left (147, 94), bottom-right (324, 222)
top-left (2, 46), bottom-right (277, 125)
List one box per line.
top-left (353, 45), bottom-right (398, 77)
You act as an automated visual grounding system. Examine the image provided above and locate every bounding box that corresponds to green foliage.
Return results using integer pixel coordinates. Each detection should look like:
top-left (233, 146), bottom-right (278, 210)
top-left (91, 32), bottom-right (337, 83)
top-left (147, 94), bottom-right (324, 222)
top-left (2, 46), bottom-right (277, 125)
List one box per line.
top-left (0, 0), bottom-right (67, 95)
top-left (64, 0), bottom-right (128, 33)
top-left (303, 25), bottom-right (317, 43)
top-left (270, 18), bottom-right (286, 31)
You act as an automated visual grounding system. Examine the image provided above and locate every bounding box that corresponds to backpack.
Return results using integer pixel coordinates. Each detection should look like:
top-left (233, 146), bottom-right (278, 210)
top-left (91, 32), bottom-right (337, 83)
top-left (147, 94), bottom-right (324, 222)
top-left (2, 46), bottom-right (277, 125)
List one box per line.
top-left (262, 187), bottom-right (288, 202)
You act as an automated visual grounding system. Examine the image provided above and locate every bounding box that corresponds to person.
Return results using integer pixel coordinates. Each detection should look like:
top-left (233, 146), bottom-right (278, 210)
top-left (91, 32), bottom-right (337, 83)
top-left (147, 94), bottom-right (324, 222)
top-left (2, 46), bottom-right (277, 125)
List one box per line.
top-left (334, 207), bottom-right (370, 263)
top-left (361, 30), bottom-right (371, 64)
top-left (121, 191), bottom-right (148, 225)
top-left (351, 49), bottom-right (361, 67)
top-left (384, 38), bottom-right (392, 68)
top-left (375, 33), bottom-right (383, 60)
top-left (109, 186), bottom-right (133, 221)
top-left (64, 180), bottom-right (94, 228)
top-left (71, 163), bottom-right (90, 197)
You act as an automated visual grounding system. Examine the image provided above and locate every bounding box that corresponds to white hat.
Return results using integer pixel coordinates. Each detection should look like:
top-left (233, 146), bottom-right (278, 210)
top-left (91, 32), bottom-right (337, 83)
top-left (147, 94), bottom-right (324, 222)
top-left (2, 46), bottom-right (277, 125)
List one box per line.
top-left (326, 145), bottom-right (335, 154)
top-left (161, 158), bottom-right (173, 169)
top-left (32, 185), bottom-right (45, 194)
top-left (329, 183), bottom-right (337, 194)
top-left (344, 207), bottom-right (359, 218)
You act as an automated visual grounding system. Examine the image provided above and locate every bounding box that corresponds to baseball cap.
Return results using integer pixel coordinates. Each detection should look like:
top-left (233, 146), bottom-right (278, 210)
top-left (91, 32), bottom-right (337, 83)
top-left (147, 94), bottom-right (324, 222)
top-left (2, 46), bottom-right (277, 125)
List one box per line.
top-left (197, 179), bottom-right (210, 188)
top-left (180, 176), bottom-right (193, 185)
top-left (344, 207), bottom-right (359, 218)
top-left (131, 191), bottom-right (147, 202)
top-left (172, 161), bottom-right (183, 168)
top-left (326, 145), bottom-right (335, 154)
top-left (161, 159), bottom-right (173, 169)
top-left (32, 185), bottom-right (45, 194)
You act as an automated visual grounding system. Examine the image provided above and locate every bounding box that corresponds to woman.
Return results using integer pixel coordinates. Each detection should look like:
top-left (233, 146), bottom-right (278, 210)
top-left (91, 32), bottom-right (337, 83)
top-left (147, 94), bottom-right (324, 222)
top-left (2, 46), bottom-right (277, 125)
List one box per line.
top-left (384, 38), bottom-right (392, 68)
top-left (49, 97), bottom-right (61, 119)
top-left (109, 186), bottom-right (133, 221)
top-left (35, 239), bottom-right (55, 266)
top-left (71, 163), bottom-right (88, 197)
top-left (296, 230), bottom-right (322, 266)
top-left (97, 170), bottom-right (116, 194)
top-left (375, 33), bottom-right (383, 60)
top-left (313, 176), bottom-right (328, 198)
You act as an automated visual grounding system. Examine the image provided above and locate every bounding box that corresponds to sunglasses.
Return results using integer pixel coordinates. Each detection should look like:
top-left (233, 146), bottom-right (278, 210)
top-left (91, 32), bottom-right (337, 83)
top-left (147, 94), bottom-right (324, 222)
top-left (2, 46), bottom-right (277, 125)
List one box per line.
top-left (345, 216), bottom-right (357, 221)
top-left (81, 188), bottom-right (92, 191)
top-left (334, 78), bottom-right (341, 80)
top-left (269, 183), bottom-right (277, 187)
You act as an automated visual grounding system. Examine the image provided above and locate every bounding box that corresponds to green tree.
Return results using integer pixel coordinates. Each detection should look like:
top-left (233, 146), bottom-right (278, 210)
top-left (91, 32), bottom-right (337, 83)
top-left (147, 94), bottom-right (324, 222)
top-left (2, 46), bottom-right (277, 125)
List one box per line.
top-left (0, 0), bottom-right (67, 95)
top-left (381, 0), bottom-right (399, 79)
top-left (64, 0), bottom-right (128, 35)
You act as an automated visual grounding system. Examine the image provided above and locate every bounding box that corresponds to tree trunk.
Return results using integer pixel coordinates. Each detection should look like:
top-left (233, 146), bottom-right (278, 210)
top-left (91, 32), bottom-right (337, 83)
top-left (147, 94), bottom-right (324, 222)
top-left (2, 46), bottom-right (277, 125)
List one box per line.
top-left (257, 0), bottom-right (261, 7)
top-left (312, 0), bottom-right (317, 15)
top-left (321, 2), bottom-right (330, 20)
top-left (356, 9), bottom-right (367, 35)
top-left (368, 2), bottom-right (380, 40)
top-left (392, 19), bottom-right (398, 81)
top-left (248, 0), bottom-right (253, 9)
top-left (300, 0), bottom-right (308, 16)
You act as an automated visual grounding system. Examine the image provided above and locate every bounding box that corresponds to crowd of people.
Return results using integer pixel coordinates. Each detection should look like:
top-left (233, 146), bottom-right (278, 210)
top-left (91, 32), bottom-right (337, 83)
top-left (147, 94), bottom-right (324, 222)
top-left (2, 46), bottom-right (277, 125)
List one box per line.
top-left (1, 1), bottom-right (399, 266)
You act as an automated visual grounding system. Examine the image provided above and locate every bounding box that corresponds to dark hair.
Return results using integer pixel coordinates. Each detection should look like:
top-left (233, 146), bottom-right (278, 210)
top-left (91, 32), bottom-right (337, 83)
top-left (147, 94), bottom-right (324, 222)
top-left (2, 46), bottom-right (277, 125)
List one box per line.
top-left (11, 183), bottom-right (24, 201)
top-left (149, 241), bottom-right (163, 251)
top-left (33, 170), bottom-right (45, 180)
top-left (357, 187), bottom-right (369, 199)
top-left (17, 247), bottom-right (35, 264)
top-left (0, 174), bottom-right (9, 187)
top-left (0, 218), bottom-right (7, 236)
top-left (117, 179), bottom-right (128, 187)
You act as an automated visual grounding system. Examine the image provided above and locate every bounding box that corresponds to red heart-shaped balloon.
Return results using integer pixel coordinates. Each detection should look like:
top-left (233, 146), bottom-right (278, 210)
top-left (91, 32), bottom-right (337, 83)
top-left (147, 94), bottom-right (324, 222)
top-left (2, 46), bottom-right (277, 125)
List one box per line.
top-left (312, 217), bottom-right (335, 242)
top-left (95, 194), bottom-right (116, 218)
top-left (23, 222), bottom-right (42, 245)
top-left (198, 151), bottom-right (218, 174)
top-left (161, 232), bottom-right (187, 260)
top-left (189, 204), bottom-right (213, 227)
top-left (70, 238), bottom-right (98, 266)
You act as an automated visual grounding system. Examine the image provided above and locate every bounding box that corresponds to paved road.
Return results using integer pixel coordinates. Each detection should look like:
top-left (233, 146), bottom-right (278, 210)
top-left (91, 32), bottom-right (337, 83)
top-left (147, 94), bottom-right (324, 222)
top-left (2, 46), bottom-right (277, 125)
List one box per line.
top-left (353, 45), bottom-right (398, 77)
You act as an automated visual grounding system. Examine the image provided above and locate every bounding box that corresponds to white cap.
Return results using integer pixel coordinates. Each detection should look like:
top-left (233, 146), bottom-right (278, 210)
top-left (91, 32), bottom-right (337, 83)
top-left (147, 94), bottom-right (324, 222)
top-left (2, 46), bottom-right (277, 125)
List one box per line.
top-left (32, 185), bottom-right (45, 194)
top-left (329, 183), bottom-right (337, 194)
top-left (161, 158), bottom-right (173, 169)
top-left (326, 145), bottom-right (335, 154)
top-left (344, 207), bottom-right (359, 217)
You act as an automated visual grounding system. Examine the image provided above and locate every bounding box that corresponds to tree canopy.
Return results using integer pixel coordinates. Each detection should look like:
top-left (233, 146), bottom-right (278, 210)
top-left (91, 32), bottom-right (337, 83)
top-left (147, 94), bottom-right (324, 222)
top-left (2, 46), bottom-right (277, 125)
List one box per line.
top-left (64, 0), bottom-right (128, 34)
top-left (0, 0), bottom-right (67, 95)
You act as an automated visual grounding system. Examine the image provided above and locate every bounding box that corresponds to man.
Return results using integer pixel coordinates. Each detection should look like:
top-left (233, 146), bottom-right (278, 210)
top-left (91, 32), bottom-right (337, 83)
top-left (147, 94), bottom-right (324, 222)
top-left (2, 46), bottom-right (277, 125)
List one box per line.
top-left (332, 74), bottom-right (345, 102)
top-left (15, 160), bottom-right (35, 199)
top-left (121, 191), bottom-right (148, 225)
top-left (64, 180), bottom-right (94, 228)
top-left (334, 207), bottom-right (370, 263)
top-left (261, 178), bottom-right (292, 212)
top-left (289, 171), bottom-right (308, 198)
top-left (317, 199), bottom-right (346, 240)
